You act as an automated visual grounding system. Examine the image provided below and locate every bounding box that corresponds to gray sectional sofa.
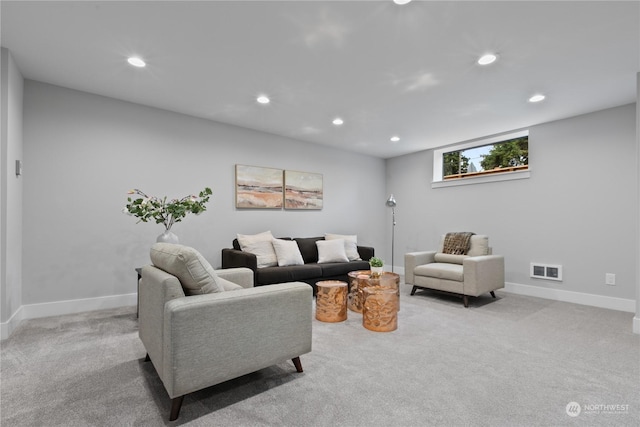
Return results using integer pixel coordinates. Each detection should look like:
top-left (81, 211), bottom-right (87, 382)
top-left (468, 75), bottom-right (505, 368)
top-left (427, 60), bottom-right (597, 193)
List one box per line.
top-left (221, 236), bottom-right (374, 291)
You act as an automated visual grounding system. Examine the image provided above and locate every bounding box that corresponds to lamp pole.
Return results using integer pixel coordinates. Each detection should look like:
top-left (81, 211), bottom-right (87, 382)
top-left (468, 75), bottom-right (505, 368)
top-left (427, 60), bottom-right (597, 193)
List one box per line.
top-left (386, 194), bottom-right (397, 272)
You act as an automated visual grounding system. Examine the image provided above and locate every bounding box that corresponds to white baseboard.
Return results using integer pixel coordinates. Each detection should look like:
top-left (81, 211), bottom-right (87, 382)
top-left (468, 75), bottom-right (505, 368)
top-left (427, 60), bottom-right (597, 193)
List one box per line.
top-left (1, 305), bottom-right (25, 341)
top-left (504, 282), bottom-right (636, 313)
top-left (1, 293), bottom-right (137, 340)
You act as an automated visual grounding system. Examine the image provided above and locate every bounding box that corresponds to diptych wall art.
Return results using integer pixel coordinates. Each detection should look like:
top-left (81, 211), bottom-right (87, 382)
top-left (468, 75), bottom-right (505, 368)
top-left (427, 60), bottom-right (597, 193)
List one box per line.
top-left (235, 165), bottom-right (284, 209)
top-left (235, 165), bottom-right (323, 210)
top-left (284, 170), bottom-right (323, 209)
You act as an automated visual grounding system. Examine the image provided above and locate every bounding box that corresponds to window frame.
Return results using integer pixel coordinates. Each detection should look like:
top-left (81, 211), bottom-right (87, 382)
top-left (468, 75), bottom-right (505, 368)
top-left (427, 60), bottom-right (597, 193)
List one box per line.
top-left (432, 130), bottom-right (530, 188)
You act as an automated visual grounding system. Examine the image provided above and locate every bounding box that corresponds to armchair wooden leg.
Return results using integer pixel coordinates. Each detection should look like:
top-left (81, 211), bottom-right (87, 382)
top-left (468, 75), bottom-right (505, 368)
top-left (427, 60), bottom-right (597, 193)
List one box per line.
top-left (410, 286), bottom-right (418, 296)
top-left (490, 291), bottom-right (496, 298)
top-left (292, 357), bottom-right (303, 373)
top-left (463, 295), bottom-right (469, 308)
top-left (169, 396), bottom-right (184, 421)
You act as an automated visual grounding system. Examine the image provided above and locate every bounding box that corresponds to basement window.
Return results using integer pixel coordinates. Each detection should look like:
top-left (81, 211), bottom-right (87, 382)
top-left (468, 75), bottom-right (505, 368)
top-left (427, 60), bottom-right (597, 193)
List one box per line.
top-left (432, 130), bottom-right (530, 188)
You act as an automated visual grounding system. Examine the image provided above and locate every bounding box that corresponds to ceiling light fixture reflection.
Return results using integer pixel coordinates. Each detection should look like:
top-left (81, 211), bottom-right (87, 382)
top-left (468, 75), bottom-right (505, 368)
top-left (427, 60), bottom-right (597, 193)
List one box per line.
top-left (390, 136), bottom-right (400, 142)
top-left (393, 0), bottom-right (412, 5)
top-left (127, 56), bottom-right (146, 67)
top-left (529, 94), bottom-right (546, 103)
top-left (332, 118), bottom-right (344, 126)
top-left (477, 53), bottom-right (497, 65)
top-left (256, 95), bottom-right (270, 104)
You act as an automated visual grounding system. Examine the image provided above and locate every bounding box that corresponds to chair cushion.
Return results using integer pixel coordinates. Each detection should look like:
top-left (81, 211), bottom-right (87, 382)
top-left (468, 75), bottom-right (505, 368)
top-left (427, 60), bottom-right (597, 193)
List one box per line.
top-left (218, 277), bottom-right (243, 291)
top-left (272, 238), bottom-right (305, 266)
top-left (316, 239), bottom-right (349, 263)
top-left (434, 253), bottom-right (468, 265)
top-left (150, 243), bottom-right (223, 295)
top-left (325, 233), bottom-right (361, 261)
top-left (414, 263), bottom-right (464, 282)
top-left (468, 235), bottom-right (490, 256)
top-left (237, 231), bottom-right (278, 268)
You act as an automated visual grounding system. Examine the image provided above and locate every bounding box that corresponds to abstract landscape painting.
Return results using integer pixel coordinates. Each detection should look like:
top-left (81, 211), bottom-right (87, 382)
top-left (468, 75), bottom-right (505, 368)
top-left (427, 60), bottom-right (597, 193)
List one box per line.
top-left (284, 170), bottom-right (323, 209)
top-left (235, 165), bottom-right (283, 208)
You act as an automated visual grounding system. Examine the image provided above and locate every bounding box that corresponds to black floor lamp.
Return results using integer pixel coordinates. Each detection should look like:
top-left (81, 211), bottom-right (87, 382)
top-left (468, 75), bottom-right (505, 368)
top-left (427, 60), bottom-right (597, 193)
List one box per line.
top-left (386, 194), bottom-right (397, 272)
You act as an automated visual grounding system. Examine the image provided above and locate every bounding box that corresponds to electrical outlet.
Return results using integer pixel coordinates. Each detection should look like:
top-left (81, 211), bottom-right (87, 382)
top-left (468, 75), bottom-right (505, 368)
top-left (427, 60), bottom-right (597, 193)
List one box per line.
top-left (605, 273), bottom-right (616, 286)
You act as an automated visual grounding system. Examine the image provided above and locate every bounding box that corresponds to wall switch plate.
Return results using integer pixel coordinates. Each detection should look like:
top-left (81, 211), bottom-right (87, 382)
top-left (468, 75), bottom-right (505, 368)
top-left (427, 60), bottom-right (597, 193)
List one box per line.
top-left (605, 273), bottom-right (616, 286)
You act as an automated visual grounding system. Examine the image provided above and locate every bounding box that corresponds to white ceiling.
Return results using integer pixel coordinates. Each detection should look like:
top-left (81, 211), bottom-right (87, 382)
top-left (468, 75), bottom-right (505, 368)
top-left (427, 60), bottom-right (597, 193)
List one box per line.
top-left (2, 1), bottom-right (638, 158)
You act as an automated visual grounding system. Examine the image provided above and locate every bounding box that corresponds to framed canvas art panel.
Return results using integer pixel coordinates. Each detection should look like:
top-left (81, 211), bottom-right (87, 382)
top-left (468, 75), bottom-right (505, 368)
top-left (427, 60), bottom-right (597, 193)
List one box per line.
top-left (284, 170), bottom-right (323, 209)
top-left (235, 165), bottom-right (284, 208)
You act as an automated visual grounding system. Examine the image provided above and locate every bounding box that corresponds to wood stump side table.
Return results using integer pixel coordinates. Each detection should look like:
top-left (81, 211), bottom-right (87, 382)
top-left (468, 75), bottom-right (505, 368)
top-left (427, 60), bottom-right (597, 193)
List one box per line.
top-left (347, 270), bottom-right (400, 313)
top-left (362, 286), bottom-right (398, 332)
top-left (315, 281), bottom-right (348, 322)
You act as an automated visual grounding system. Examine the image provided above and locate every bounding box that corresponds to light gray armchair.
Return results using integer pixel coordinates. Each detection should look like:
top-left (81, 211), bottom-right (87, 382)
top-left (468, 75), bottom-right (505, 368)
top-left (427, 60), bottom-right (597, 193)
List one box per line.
top-left (138, 243), bottom-right (312, 421)
top-left (405, 234), bottom-right (504, 307)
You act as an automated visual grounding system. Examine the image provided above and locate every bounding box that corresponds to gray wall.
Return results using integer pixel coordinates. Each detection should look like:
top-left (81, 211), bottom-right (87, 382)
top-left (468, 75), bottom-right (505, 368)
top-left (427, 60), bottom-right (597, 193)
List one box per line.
top-left (22, 81), bottom-right (386, 305)
top-left (0, 48), bottom-right (23, 324)
top-left (387, 104), bottom-right (637, 301)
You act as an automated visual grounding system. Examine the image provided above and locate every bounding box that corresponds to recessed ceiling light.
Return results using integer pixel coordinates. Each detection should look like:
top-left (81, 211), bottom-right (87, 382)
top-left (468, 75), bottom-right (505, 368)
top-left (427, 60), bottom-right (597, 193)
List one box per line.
top-left (332, 118), bottom-right (344, 126)
top-left (256, 95), bottom-right (270, 104)
top-left (529, 94), bottom-right (546, 103)
top-left (127, 56), bottom-right (146, 68)
top-left (477, 53), bottom-right (497, 65)
top-left (390, 136), bottom-right (400, 142)
top-left (393, 0), bottom-right (412, 5)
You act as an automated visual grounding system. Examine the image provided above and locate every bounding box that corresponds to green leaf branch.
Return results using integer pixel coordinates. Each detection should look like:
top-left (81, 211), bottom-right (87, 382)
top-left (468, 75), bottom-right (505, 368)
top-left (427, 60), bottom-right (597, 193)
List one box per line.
top-left (124, 187), bottom-right (212, 231)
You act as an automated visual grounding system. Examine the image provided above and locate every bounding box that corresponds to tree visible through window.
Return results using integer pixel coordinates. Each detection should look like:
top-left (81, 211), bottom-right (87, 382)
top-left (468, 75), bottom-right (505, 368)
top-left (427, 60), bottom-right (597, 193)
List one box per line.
top-left (443, 136), bottom-right (528, 179)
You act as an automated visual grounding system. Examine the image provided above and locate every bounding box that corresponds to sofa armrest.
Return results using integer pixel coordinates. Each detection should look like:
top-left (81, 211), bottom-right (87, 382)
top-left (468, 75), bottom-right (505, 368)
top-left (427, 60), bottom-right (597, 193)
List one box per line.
top-left (162, 282), bottom-right (313, 398)
top-left (215, 267), bottom-right (254, 288)
top-left (404, 251), bottom-right (436, 285)
top-left (357, 245), bottom-right (375, 261)
top-left (222, 248), bottom-right (257, 271)
top-left (463, 255), bottom-right (505, 296)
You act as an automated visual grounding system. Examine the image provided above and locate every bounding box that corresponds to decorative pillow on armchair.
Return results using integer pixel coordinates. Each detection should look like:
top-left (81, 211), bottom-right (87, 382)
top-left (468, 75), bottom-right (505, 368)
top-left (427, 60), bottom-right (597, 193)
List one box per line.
top-left (150, 243), bottom-right (223, 295)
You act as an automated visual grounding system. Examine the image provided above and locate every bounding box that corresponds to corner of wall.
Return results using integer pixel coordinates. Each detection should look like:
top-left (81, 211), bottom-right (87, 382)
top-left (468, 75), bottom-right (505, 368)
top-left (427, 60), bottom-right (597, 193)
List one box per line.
top-left (1, 47), bottom-right (25, 339)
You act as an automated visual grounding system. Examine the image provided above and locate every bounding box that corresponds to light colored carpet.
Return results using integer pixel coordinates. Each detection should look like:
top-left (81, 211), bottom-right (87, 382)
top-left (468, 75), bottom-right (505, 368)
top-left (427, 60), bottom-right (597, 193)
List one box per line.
top-left (1, 286), bottom-right (639, 426)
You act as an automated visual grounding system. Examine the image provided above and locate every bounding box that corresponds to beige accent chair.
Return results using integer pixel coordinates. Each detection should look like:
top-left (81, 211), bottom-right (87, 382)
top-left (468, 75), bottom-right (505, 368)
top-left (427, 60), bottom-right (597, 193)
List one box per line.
top-left (138, 244), bottom-right (312, 421)
top-left (404, 235), bottom-right (504, 307)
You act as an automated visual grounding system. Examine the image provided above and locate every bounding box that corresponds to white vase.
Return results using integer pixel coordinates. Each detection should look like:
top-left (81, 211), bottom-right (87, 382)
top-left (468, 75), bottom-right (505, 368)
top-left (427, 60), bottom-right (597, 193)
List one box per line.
top-left (157, 230), bottom-right (179, 244)
top-left (370, 266), bottom-right (383, 277)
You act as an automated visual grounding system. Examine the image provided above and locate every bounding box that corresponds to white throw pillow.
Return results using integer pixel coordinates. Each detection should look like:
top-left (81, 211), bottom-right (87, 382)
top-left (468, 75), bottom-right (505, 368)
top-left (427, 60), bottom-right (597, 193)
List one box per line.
top-left (325, 233), bottom-right (360, 261)
top-left (150, 243), bottom-right (223, 295)
top-left (316, 239), bottom-right (349, 263)
top-left (272, 239), bottom-right (305, 266)
top-left (237, 231), bottom-right (278, 268)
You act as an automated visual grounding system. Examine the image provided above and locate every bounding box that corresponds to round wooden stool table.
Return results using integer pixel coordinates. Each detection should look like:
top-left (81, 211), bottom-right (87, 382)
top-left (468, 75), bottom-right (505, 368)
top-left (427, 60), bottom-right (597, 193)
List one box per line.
top-left (362, 286), bottom-right (398, 332)
top-left (315, 280), bottom-right (348, 322)
top-left (348, 270), bottom-right (400, 313)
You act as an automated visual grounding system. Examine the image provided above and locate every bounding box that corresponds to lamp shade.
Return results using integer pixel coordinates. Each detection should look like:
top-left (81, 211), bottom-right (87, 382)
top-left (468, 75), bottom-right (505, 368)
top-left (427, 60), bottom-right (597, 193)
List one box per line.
top-left (386, 194), bottom-right (397, 207)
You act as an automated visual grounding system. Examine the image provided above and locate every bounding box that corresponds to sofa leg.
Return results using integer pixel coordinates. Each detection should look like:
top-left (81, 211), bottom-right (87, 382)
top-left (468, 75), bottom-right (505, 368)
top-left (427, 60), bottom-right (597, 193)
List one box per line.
top-left (490, 291), bottom-right (496, 298)
top-left (169, 396), bottom-right (184, 421)
top-left (144, 353), bottom-right (150, 362)
top-left (410, 286), bottom-right (418, 296)
top-left (463, 295), bottom-right (469, 308)
top-left (292, 357), bottom-right (303, 373)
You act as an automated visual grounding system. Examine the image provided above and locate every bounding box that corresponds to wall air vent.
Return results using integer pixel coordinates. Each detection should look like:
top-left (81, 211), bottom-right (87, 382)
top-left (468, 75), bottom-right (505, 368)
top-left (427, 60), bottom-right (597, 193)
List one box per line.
top-left (530, 263), bottom-right (563, 282)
